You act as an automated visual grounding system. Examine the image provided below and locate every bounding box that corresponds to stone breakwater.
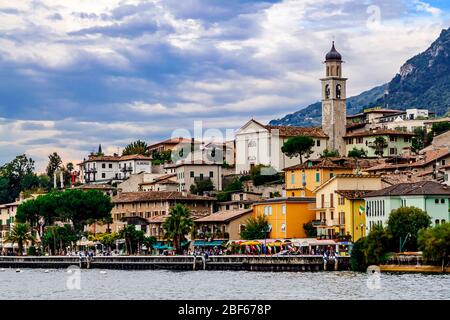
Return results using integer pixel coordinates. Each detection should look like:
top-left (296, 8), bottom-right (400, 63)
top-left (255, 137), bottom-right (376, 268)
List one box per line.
top-left (0, 255), bottom-right (351, 272)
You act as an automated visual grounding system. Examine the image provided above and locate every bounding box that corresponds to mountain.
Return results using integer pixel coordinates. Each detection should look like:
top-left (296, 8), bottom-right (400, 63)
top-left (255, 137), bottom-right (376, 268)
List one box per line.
top-left (270, 27), bottom-right (450, 126)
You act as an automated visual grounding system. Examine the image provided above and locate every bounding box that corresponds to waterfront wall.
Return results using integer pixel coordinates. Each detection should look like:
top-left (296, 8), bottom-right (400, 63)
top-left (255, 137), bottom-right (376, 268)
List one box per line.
top-left (0, 255), bottom-right (351, 272)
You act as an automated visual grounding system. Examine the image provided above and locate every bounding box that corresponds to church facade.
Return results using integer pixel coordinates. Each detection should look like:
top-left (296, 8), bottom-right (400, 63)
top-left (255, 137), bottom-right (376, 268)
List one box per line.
top-left (235, 42), bottom-right (348, 174)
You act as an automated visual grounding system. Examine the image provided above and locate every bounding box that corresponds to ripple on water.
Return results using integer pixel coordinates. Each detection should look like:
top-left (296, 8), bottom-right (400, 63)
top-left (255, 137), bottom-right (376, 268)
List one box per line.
top-left (0, 269), bottom-right (449, 300)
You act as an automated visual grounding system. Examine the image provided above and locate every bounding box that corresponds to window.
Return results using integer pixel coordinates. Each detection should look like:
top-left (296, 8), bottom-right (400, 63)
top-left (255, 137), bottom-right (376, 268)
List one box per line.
top-left (356, 137), bottom-right (363, 144)
top-left (102, 173), bottom-right (106, 178)
top-left (435, 219), bottom-right (440, 225)
top-left (282, 205), bottom-right (286, 215)
top-left (281, 223), bottom-right (286, 232)
top-left (441, 159), bottom-right (446, 166)
top-left (330, 193), bottom-right (334, 207)
top-left (390, 136), bottom-right (397, 142)
top-left (321, 194), bottom-right (325, 208)
top-left (389, 148), bottom-right (397, 155)
top-left (331, 211), bottom-right (334, 220)
top-left (291, 174), bottom-right (295, 184)
top-left (109, 164), bottom-right (113, 168)
top-left (102, 163), bottom-right (106, 168)
top-left (302, 174), bottom-right (306, 185)
top-left (330, 171), bottom-right (334, 179)
top-left (435, 199), bottom-right (439, 204)
top-left (209, 171), bottom-right (213, 178)
top-left (404, 137), bottom-right (411, 143)
top-left (339, 212), bottom-right (345, 225)
top-left (264, 206), bottom-right (272, 216)
top-left (316, 140), bottom-right (321, 147)
top-left (292, 192), bottom-right (295, 197)
top-left (199, 173), bottom-right (204, 180)
top-left (441, 198), bottom-right (445, 204)
top-left (315, 172), bottom-right (320, 183)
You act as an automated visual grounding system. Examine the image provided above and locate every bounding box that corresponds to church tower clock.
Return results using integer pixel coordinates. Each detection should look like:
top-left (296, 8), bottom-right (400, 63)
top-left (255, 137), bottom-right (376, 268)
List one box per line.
top-left (321, 41), bottom-right (347, 156)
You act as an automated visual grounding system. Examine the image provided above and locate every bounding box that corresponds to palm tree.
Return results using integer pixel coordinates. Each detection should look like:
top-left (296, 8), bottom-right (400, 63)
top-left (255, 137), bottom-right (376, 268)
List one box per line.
top-left (162, 204), bottom-right (194, 254)
top-left (5, 223), bottom-right (36, 255)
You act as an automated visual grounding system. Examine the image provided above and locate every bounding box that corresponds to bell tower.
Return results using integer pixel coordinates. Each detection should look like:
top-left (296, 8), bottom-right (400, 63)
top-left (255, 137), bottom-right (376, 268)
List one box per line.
top-left (321, 41), bottom-right (347, 156)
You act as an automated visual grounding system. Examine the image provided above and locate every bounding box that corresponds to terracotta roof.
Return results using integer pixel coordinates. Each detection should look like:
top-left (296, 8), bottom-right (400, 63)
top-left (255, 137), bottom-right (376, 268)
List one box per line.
top-left (78, 154), bottom-right (152, 165)
top-left (284, 157), bottom-right (383, 171)
top-left (164, 161), bottom-right (222, 168)
top-left (195, 209), bottom-right (253, 223)
top-left (335, 190), bottom-right (375, 200)
top-left (148, 137), bottom-right (201, 149)
top-left (254, 197), bottom-right (316, 205)
top-left (119, 154), bottom-right (152, 161)
top-left (366, 148), bottom-right (450, 172)
top-left (264, 125), bottom-right (328, 138)
top-left (112, 191), bottom-right (215, 203)
top-left (366, 181), bottom-right (450, 197)
top-left (74, 184), bottom-right (115, 190)
top-left (139, 174), bottom-right (177, 186)
top-left (344, 129), bottom-right (415, 138)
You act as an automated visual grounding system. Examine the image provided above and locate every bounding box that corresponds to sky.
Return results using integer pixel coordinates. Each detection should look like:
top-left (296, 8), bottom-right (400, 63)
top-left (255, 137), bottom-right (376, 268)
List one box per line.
top-left (0, 0), bottom-right (449, 172)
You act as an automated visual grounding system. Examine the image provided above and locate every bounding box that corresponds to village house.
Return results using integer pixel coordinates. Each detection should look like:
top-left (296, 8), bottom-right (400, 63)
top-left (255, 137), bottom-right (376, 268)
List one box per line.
top-left (252, 197), bottom-right (316, 239)
top-left (77, 153), bottom-right (152, 184)
top-left (364, 181), bottom-right (450, 231)
top-left (111, 191), bottom-right (215, 240)
top-left (312, 174), bottom-right (382, 241)
top-left (194, 208), bottom-right (253, 242)
top-left (164, 161), bottom-right (223, 192)
top-left (217, 191), bottom-right (263, 211)
top-left (147, 137), bottom-right (200, 155)
top-left (344, 129), bottom-right (415, 158)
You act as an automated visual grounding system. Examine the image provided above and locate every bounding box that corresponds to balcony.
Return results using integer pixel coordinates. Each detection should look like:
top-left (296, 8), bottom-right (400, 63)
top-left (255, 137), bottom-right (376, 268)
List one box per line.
top-left (312, 219), bottom-right (326, 227)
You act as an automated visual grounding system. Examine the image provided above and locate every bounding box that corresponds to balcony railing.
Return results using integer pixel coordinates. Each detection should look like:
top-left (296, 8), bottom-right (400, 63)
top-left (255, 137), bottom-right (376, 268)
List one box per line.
top-left (312, 219), bottom-right (326, 227)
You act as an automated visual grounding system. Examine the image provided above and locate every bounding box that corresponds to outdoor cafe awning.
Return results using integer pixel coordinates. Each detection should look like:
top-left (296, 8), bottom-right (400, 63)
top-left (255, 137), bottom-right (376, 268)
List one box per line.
top-left (193, 240), bottom-right (226, 247)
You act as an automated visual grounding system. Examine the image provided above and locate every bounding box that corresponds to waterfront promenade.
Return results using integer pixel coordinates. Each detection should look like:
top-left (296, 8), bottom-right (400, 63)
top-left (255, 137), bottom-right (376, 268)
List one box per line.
top-left (0, 255), bottom-right (350, 271)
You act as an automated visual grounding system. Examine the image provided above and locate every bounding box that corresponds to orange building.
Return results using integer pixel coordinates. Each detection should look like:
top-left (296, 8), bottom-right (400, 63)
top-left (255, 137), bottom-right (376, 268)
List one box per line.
top-left (284, 158), bottom-right (378, 197)
top-left (252, 197), bottom-right (316, 239)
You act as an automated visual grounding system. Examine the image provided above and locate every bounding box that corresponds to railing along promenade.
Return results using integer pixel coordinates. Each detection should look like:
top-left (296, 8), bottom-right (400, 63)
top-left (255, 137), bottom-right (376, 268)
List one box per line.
top-left (0, 255), bottom-right (350, 271)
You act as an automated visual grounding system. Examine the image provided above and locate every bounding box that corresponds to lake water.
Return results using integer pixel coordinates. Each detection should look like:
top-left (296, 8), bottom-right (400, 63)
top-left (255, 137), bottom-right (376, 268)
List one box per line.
top-left (0, 269), bottom-right (449, 300)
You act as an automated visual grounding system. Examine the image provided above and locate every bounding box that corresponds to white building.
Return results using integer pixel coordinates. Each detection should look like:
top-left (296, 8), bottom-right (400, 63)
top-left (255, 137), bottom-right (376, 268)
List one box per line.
top-left (78, 154), bottom-right (152, 184)
top-left (235, 119), bottom-right (328, 174)
top-left (165, 161), bottom-right (223, 192)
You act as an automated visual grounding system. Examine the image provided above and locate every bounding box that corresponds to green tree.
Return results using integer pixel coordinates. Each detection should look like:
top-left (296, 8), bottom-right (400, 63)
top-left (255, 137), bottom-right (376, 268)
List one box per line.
top-left (123, 140), bottom-right (149, 156)
top-left (431, 121), bottom-right (450, 136)
top-left (370, 136), bottom-right (388, 157)
top-left (119, 225), bottom-right (145, 254)
top-left (0, 154), bottom-right (35, 204)
top-left (321, 149), bottom-right (340, 158)
top-left (5, 223), bottom-right (36, 255)
top-left (216, 178), bottom-right (244, 202)
top-left (143, 236), bottom-right (157, 252)
top-left (350, 225), bottom-right (392, 271)
top-left (190, 178), bottom-right (214, 195)
top-left (240, 215), bottom-right (269, 240)
top-left (46, 152), bottom-right (62, 179)
top-left (303, 221), bottom-right (317, 238)
top-left (42, 225), bottom-right (78, 255)
top-left (16, 189), bottom-right (113, 235)
top-left (348, 147), bottom-right (367, 158)
top-left (411, 127), bottom-right (427, 153)
top-left (281, 136), bottom-right (315, 164)
top-left (249, 164), bottom-right (281, 186)
top-left (418, 223), bottom-right (450, 271)
top-left (386, 206), bottom-right (431, 251)
top-left (151, 150), bottom-right (172, 165)
top-left (162, 204), bottom-right (194, 254)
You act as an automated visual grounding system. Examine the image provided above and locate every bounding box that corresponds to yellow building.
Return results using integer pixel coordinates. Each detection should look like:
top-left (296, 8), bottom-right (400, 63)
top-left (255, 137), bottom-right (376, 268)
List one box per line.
top-left (312, 174), bottom-right (382, 241)
top-left (252, 197), bottom-right (316, 239)
top-left (284, 158), bottom-right (358, 197)
top-left (335, 190), bottom-right (372, 242)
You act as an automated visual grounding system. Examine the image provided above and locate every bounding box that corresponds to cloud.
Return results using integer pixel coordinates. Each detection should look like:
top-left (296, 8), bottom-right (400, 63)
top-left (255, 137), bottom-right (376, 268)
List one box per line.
top-left (0, 0), bottom-right (448, 170)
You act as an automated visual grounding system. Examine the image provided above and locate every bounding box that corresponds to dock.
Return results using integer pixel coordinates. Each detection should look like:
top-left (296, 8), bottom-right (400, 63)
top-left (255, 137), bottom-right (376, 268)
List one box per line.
top-left (0, 255), bottom-right (351, 271)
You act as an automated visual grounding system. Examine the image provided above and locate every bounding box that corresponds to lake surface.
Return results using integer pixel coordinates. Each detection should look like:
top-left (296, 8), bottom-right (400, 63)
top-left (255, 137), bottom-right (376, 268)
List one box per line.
top-left (0, 269), bottom-right (449, 300)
